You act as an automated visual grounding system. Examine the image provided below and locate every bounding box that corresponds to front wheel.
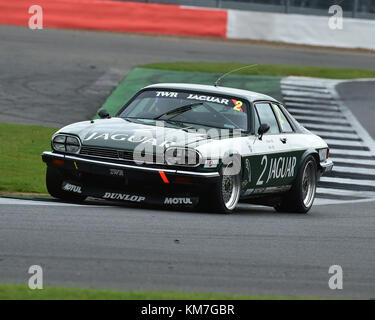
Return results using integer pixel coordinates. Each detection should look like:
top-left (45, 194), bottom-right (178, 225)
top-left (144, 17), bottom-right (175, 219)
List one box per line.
top-left (199, 159), bottom-right (241, 213)
top-left (274, 155), bottom-right (317, 214)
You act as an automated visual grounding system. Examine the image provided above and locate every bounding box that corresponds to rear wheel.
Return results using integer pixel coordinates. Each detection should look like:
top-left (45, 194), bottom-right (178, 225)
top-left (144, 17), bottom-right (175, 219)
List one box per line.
top-left (274, 155), bottom-right (317, 214)
top-left (46, 166), bottom-right (86, 203)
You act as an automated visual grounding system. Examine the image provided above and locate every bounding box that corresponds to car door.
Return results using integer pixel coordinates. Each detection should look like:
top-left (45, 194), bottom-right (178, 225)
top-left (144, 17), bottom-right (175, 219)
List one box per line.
top-left (246, 101), bottom-right (297, 194)
top-left (272, 102), bottom-right (307, 180)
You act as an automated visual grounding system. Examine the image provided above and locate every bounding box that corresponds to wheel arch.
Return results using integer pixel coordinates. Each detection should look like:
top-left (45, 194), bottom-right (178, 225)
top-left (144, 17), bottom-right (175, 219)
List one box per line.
top-left (299, 148), bottom-right (320, 173)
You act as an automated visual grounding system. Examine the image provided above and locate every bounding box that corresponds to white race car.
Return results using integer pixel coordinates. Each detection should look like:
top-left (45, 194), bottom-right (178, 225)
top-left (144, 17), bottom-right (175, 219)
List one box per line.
top-left (42, 83), bottom-right (333, 213)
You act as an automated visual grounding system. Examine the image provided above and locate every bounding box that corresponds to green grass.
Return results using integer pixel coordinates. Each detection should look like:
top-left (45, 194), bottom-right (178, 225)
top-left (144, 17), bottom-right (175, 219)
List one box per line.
top-left (140, 62), bottom-right (375, 79)
top-left (0, 123), bottom-right (57, 194)
top-left (0, 284), bottom-right (310, 300)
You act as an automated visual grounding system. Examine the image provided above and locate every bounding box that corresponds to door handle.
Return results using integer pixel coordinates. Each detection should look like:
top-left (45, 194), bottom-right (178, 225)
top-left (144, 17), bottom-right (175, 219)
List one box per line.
top-left (280, 137), bottom-right (287, 144)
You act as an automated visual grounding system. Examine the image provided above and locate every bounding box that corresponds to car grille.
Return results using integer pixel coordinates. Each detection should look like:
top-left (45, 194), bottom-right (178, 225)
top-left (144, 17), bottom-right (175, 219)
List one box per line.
top-left (80, 146), bottom-right (157, 163)
top-left (80, 146), bottom-right (119, 159)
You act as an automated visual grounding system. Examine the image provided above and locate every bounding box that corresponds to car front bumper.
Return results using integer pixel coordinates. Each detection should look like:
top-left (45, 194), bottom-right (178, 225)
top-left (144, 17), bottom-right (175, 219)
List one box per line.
top-left (42, 151), bottom-right (219, 206)
top-left (319, 159), bottom-right (334, 174)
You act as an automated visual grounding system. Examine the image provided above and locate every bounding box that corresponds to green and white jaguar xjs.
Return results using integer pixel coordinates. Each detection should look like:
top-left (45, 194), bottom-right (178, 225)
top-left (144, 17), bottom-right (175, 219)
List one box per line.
top-left (42, 83), bottom-right (333, 213)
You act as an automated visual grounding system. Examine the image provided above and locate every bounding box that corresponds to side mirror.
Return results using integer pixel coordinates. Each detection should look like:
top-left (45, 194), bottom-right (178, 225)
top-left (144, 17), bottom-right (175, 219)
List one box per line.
top-left (98, 109), bottom-right (110, 119)
top-left (258, 123), bottom-right (270, 140)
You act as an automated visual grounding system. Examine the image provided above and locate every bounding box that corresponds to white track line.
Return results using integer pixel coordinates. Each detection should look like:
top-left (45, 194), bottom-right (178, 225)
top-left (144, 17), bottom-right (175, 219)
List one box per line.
top-left (330, 166), bottom-right (375, 175)
top-left (282, 84), bottom-right (328, 90)
top-left (320, 176), bottom-right (375, 187)
top-left (329, 80), bottom-right (375, 156)
top-left (323, 139), bottom-right (365, 147)
top-left (284, 97), bottom-right (337, 105)
top-left (294, 115), bottom-right (350, 125)
top-left (309, 131), bottom-right (360, 139)
top-left (316, 188), bottom-right (375, 198)
top-left (330, 149), bottom-right (373, 157)
top-left (0, 198), bottom-right (103, 207)
top-left (314, 197), bottom-right (375, 205)
top-left (287, 108), bottom-right (342, 117)
top-left (329, 157), bottom-right (375, 166)
top-left (281, 90), bottom-right (332, 99)
top-left (285, 102), bottom-right (339, 110)
top-left (303, 123), bottom-right (355, 132)
top-left (282, 76), bottom-right (375, 204)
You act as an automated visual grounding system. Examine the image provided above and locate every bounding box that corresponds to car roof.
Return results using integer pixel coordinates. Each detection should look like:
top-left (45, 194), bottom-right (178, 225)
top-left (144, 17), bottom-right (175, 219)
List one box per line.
top-left (144, 83), bottom-right (279, 103)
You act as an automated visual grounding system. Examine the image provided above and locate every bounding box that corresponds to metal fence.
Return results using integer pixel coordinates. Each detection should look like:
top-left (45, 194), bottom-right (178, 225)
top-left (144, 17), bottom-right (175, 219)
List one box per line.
top-left (127, 0), bottom-right (375, 19)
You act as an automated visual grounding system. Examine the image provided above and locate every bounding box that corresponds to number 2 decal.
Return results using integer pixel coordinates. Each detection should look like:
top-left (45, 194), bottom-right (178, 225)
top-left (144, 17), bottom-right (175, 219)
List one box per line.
top-left (256, 155), bottom-right (267, 186)
top-left (232, 99), bottom-right (243, 112)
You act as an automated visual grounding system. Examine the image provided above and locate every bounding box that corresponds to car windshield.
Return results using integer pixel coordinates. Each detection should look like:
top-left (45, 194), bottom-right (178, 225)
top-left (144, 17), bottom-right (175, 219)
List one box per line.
top-left (118, 89), bottom-right (249, 131)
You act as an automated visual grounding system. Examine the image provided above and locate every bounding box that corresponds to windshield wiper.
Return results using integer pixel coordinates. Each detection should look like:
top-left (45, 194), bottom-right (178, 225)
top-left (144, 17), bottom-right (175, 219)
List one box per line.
top-left (153, 102), bottom-right (203, 120)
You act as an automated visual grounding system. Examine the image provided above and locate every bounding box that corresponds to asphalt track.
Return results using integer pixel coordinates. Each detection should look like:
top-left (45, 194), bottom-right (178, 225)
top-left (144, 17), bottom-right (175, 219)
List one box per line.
top-left (336, 81), bottom-right (375, 139)
top-left (0, 198), bottom-right (374, 298)
top-left (0, 25), bottom-right (375, 298)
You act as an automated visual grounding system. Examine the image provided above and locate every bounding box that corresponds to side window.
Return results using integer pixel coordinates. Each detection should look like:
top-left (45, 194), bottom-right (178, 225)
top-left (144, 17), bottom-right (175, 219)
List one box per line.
top-left (272, 104), bottom-right (293, 133)
top-left (254, 107), bottom-right (261, 134)
top-left (254, 103), bottom-right (280, 134)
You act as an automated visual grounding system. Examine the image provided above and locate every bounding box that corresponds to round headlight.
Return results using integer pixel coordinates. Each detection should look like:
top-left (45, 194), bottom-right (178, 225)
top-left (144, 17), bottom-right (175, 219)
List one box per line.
top-left (52, 134), bottom-right (81, 154)
top-left (165, 147), bottom-right (200, 166)
top-left (52, 135), bottom-right (66, 152)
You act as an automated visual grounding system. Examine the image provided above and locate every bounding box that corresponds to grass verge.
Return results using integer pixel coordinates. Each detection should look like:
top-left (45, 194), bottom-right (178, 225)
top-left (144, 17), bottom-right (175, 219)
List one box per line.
top-left (0, 123), bottom-right (56, 194)
top-left (140, 62), bottom-right (375, 79)
top-left (0, 284), bottom-right (309, 300)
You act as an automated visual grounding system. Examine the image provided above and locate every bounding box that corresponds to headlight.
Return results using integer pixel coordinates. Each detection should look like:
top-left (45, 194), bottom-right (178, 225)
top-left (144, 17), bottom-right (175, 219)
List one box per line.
top-left (52, 135), bottom-right (66, 152)
top-left (165, 147), bottom-right (201, 166)
top-left (318, 148), bottom-right (329, 161)
top-left (52, 134), bottom-right (81, 154)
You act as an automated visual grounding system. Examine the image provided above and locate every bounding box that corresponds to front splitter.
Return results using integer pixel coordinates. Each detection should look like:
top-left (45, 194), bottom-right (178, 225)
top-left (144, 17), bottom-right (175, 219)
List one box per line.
top-left (61, 181), bottom-right (199, 207)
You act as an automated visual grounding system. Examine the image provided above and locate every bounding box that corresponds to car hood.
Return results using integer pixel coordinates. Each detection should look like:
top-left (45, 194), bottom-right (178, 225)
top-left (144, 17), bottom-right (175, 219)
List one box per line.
top-left (56, 117), bottom-right (236, 152)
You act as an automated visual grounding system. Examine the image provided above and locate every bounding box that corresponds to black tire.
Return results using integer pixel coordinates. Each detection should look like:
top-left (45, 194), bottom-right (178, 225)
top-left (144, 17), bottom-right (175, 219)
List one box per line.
top-left (46, 166), bottom-right (86, 203)
top-left (274, 155), bottom-right (317, 214)
top-left (198, 156), bottom-right (241, 214)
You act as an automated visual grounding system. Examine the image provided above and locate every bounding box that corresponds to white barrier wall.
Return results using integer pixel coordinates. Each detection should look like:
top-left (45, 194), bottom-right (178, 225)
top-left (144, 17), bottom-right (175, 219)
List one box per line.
top-left (227, 10), bottom-right (375, 51)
